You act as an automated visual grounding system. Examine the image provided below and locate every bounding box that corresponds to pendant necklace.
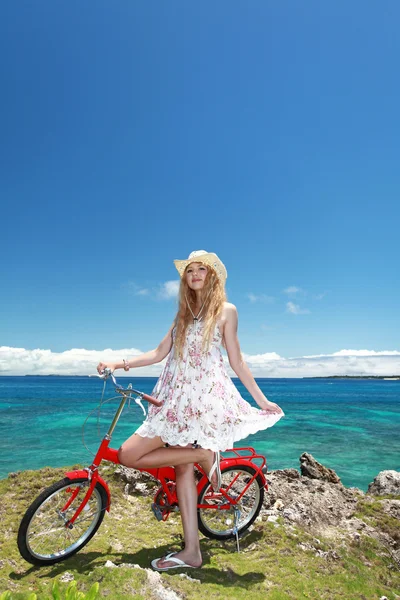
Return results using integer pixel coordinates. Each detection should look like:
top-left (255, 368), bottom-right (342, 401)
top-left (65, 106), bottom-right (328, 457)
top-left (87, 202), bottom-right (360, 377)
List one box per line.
top-left (185, 288), bottom-right (212, 332)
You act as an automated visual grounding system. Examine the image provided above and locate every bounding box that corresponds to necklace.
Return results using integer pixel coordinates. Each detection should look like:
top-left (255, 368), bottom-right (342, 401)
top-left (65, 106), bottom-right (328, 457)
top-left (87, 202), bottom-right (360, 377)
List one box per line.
top-left (185, 288), bottom-right (212, 331)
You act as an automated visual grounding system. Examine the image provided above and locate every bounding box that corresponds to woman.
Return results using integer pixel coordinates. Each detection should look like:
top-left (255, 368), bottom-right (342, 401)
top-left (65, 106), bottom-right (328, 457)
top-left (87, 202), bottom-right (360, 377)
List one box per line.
top-left (97, 250), bottom-right (284, 571)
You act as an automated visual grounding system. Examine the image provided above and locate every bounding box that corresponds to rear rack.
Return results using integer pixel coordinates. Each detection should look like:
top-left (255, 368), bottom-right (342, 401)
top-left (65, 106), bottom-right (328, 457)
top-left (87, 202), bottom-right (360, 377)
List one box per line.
top-left (221, 447), bottom-right (267, 472)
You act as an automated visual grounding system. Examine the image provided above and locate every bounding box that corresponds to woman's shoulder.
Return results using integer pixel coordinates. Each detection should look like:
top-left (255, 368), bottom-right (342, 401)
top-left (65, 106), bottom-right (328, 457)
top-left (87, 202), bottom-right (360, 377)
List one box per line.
top-left (217, 303), bottom-right (238, 338)
top-left (222, 301), bottom-right (237, 314)
top-left (218, 302), bottom-right (238, 324)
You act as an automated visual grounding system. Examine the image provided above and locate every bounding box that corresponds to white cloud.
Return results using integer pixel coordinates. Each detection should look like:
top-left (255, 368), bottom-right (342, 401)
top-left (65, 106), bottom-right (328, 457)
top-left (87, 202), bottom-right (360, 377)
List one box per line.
top-left (242, 351), bottom-right (282, 363)
top-left (286, 302), bottom-right (310, 315)
top-left (314, 292), bottom-right (327, 300)
top-left (0, 346), bottom-right (166, 377)
top-left (127, 280), bottom-right (180, 301)
top-left (330, 349), bottom-right (399, 357)
top-left (158, 280), bottom-right (180, 300)
top-left (303, 350), bottom-right (400, 359)
top-left (2, 346), bottom-right (399, 379)
top-left (126, 282), bottom-right (150, 296)
top-left (228, 349), bottom-right (400, 378)
top-left (283, 286), bottom-right (303, 295)
top-left (247, 293), bottom-right (274, 304)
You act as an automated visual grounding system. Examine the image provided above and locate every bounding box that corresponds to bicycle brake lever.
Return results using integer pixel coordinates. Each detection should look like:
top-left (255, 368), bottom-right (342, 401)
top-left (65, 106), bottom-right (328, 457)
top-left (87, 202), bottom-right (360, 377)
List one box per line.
top-left (94, 368), bottom-right (115, 382)
top-left (135, 394), bottom-right (147, 416)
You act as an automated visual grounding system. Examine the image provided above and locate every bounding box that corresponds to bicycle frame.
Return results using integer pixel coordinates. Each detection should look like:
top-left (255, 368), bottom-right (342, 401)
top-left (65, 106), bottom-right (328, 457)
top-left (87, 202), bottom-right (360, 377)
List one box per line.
top-left (63, 379), bottom-right (269, 527)
top-left (17, 372), bottom-right (273, 567)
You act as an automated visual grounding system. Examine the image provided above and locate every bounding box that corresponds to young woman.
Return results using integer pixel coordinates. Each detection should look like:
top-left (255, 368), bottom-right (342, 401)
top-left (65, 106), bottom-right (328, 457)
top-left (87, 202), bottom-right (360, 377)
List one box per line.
top-left (97, 250), bottom-right (284, 571)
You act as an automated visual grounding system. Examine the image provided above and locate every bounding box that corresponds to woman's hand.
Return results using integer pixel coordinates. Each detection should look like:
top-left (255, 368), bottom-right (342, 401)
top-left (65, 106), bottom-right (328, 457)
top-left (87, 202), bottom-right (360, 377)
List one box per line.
top-left (258, 398), bottom-right (284, 415)
top-left (97, 361), bottom-right (118, 375)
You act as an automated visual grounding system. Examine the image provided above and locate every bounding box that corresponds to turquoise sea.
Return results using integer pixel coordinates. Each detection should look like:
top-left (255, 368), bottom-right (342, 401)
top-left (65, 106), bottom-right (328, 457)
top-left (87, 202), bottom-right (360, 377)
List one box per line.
top-left (0, 376), bottom-right (399, 491)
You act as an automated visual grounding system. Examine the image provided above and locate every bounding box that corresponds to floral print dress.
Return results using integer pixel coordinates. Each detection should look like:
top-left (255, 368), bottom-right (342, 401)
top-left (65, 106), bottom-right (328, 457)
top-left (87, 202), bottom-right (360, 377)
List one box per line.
top-left (135, 321), bottom-right (285, 451)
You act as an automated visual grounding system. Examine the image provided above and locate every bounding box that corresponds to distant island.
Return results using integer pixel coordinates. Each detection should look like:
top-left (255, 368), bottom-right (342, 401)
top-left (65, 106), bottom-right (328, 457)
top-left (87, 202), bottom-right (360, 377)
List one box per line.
top-left (0, 374), bottom-right (397, 380)
top-left (22, 374), bottom-right (91, 377)
top-left (26, 375), bottom-right (400, 381)
top-left (304, 375), bottom-right (400, 380)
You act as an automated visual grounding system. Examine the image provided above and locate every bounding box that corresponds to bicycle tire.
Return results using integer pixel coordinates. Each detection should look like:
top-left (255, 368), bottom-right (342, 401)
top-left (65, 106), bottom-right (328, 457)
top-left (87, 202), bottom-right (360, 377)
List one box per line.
top-left (17, 477), bottom-right (108, 566)
top-left (197, 464), bottom-right (264, 540)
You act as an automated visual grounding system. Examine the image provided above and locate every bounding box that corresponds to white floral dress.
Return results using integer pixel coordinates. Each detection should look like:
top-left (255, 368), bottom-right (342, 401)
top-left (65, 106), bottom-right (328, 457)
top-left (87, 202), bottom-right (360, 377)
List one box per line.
top-left (135, 321), bottom-right (285, 451)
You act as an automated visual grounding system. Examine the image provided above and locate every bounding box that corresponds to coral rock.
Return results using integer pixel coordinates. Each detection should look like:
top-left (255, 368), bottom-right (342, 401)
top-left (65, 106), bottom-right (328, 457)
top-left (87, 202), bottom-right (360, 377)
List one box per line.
top-left (367, 470), bottom-right (400, 496)
top-left (299, 452), bottom-right (341, 483)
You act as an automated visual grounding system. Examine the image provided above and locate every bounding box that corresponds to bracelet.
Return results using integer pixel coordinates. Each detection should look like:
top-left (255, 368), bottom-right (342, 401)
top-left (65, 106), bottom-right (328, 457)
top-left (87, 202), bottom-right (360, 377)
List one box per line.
top-left (123, 359), bottom-right (130, 372)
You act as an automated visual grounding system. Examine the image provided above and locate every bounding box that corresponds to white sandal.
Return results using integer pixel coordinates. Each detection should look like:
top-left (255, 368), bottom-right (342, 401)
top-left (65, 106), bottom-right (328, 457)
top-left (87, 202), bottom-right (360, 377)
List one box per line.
top-left (151, 552), bottom-right (197, 571)
top-left (208, 451), bottom-right (221, 491)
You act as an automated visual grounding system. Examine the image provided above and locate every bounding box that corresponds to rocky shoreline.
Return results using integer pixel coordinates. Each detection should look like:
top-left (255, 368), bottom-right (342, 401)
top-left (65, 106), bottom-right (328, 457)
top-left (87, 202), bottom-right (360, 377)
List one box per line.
top-left (263, 454), bottom-right (400, 569)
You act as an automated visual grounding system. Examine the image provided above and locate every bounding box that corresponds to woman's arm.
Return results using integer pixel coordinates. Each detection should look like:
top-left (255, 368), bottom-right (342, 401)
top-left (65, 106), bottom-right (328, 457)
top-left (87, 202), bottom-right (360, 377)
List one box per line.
top-left (223, 304), bottom-right (282, 413)
top-left (97, 322), bottom-right (175, 373)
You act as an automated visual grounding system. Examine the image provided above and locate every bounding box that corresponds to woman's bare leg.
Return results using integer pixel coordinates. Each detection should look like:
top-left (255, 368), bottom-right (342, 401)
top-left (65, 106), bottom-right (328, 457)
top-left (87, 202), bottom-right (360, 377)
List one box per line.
top-left (117, 435), bottom-right (165, 464)
top-left (154, 463), bottom-right (202, 569)
top-left (118, 433), bottom-right (216, 482)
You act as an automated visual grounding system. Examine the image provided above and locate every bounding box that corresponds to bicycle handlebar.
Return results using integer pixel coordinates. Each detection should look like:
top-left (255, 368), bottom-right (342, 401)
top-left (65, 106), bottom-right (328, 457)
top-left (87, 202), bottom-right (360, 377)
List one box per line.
top-left (140, 392), bottom-right (163, 407)
top-left (98, 368), bottom-right (163, 407)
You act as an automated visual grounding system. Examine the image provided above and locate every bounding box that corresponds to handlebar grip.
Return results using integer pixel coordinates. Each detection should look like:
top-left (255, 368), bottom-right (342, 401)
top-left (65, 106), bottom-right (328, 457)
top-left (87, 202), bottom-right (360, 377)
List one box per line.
top-left (142, 393), bottom-right (163, 407)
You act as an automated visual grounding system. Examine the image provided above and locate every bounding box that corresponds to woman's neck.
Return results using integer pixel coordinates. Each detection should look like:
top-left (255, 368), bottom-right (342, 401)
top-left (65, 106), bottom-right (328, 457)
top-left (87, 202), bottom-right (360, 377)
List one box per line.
top-left (194, 299), bottom-right (205, 317)
top-left (194, 290), bottom-right (205, 307)
top-left (186, 288), bottom-right (211, 322)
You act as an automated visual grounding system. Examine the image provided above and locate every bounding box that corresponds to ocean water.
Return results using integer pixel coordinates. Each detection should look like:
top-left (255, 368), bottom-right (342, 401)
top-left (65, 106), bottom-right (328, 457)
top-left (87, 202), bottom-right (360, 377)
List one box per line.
top-left (0, 376), bottom-right (399, 491)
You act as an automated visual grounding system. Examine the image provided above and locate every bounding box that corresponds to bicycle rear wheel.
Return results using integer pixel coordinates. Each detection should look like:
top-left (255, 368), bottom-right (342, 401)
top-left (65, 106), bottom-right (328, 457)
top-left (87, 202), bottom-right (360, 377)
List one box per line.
top-left (18, 477), bottom-right (108, 566)
top-left (197, 464), bottom-right (264, 540)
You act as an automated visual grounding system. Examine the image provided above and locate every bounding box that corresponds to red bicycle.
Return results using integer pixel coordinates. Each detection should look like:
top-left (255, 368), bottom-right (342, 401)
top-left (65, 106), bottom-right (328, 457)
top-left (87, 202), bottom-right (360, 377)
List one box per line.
top-left (17, 370), bottom-right (269, 566)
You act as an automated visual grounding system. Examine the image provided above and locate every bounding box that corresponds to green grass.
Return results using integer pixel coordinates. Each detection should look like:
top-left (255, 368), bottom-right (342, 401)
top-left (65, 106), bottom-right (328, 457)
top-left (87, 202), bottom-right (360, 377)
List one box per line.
top-left (0, 466), bottom-right (399, 600)
top-left (353, 495), bottom-right (400, 549)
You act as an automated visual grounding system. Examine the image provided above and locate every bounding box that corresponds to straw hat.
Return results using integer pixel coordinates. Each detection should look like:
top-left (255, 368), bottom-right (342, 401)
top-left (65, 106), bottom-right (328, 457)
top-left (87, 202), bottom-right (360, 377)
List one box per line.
top-left (173, 250), bottom-right (228, 284)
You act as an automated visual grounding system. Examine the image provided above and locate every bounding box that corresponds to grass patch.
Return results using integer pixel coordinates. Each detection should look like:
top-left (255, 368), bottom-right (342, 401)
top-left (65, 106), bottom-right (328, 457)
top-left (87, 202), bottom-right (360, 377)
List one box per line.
top-left (353, 495), bottom-right (400, 549)
top-left (0, 466), bottom-right (399, 599)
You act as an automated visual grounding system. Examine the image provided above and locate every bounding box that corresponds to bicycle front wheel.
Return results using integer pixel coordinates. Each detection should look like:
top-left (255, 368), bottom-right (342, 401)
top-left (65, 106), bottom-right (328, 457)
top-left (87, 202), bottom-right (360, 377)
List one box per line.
top-left (17, 477), bottom-right (108, 566)
top-left (197, 464), bottom-right (264, 540)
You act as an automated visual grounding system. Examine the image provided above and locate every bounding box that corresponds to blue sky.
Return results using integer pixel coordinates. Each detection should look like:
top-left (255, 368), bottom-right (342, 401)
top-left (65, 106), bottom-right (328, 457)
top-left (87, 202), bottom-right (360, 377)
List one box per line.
top-left (1, 2), bottom-right (399, 376)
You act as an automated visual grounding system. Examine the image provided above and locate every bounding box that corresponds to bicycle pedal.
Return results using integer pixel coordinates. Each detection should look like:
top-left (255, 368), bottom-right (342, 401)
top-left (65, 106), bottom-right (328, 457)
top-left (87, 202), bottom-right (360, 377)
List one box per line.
top-left (151, 503), bottom-right (164, 522)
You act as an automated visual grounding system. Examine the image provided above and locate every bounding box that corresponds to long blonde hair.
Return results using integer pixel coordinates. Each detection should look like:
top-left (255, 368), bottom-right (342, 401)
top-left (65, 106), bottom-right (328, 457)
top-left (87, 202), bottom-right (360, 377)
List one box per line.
top-left (173, 263), bottom-right (227, 358)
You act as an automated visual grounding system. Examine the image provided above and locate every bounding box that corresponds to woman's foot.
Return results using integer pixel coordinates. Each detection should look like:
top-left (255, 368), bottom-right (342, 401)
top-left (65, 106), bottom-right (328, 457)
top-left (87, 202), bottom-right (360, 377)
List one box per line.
top-left (152, 549), bottom-right (202, 570)
top-left (200, 449), bottom-right (221, 491)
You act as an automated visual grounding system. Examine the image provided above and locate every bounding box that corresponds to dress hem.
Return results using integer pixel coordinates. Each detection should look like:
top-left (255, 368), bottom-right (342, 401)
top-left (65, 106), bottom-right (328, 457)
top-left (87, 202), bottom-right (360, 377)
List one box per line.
top-left (134, 410), bottom-right (285, 452)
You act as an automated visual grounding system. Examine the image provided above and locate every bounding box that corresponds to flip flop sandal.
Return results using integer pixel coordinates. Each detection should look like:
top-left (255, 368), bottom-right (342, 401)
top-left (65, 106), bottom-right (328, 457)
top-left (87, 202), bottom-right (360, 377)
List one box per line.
top-left (208, 451), bottom-right (221, 491)
top-left (151, 552), bottom-right (197, 572)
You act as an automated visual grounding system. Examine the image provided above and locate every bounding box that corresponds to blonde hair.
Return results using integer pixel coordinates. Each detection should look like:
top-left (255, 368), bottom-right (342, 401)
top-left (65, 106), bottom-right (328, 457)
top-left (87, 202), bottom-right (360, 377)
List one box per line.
top-left (173, 263), bottom-right (227, 358)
